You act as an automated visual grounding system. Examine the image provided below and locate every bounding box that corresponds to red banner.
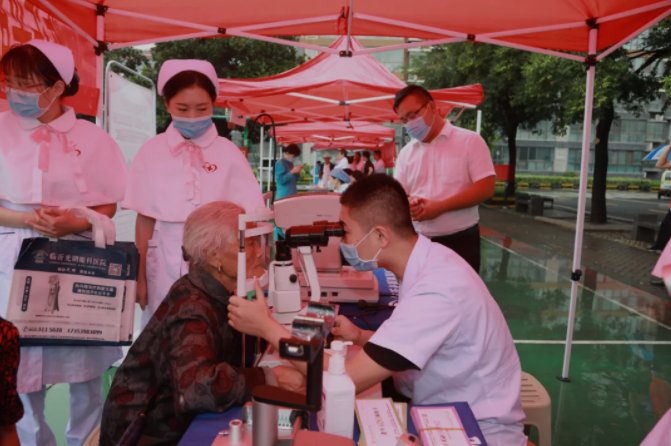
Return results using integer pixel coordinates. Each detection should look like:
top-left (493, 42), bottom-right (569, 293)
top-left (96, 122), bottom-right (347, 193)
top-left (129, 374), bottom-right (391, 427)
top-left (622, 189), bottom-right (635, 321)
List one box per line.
top-left (0, 0), bottom-right (99, 116)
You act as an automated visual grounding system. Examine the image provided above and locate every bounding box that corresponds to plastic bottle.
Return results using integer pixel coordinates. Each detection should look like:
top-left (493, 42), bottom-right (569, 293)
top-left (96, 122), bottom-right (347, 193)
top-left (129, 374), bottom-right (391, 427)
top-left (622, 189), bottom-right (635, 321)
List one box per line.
top-left (318, 340), bottom-right (355, 438)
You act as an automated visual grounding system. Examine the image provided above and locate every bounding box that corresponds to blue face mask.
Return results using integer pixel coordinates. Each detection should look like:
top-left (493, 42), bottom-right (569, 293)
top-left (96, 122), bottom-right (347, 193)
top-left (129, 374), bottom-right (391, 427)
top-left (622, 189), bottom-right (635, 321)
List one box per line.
top-left (404, 115), bottom-right (431, 141)
top-left (7, 88), bottom-right (51, 119)
top-left (340, 229), bottom-right (381, 271)
top-left (171, 115), bottom-right (213, 139)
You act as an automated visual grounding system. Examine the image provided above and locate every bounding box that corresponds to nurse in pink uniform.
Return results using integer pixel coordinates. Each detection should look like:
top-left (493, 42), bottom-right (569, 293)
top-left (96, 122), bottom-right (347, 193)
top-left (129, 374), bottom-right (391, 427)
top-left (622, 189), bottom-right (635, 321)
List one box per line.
top-left (123, 59), bottom-right (264, 327)
top-left (0, 40), bottom-right (127, 445)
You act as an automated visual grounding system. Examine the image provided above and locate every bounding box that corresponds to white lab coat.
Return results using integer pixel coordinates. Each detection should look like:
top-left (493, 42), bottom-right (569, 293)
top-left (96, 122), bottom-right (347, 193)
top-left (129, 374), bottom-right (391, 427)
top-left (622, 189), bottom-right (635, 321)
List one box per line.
top-left (0, 108), bottom-right (127, 393)
top-left (123, 124), bottom-right (264, 326)
top-left (368, 235), bottom-right (527, 446)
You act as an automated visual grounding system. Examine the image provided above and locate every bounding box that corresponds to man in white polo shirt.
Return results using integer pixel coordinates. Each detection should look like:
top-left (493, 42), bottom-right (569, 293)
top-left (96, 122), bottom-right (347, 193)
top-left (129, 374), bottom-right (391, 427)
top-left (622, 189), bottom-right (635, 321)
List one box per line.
top-left (393, 85), bottom-right (495, 272)
top-left (228, 175), bottom-right (526, 446)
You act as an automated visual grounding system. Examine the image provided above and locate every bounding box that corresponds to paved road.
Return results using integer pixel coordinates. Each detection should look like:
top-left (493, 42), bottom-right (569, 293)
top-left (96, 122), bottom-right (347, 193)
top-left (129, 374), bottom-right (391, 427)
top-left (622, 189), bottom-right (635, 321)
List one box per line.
top-left (524, 189), bottom-right (669, 222)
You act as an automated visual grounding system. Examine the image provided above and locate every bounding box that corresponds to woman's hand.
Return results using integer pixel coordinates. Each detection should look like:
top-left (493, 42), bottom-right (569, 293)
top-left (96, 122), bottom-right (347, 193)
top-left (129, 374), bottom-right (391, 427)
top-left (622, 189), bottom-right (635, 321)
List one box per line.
top-left (272, 366), bottom-right (306, 394)
top-left (228, 280), bottom-right (274, 338)
top-left (136, 276), bottom-right (148, 310)
top-left (331, 315), bottom-right (362, 345)
top-left (25, 208), bottom-right (81, 238)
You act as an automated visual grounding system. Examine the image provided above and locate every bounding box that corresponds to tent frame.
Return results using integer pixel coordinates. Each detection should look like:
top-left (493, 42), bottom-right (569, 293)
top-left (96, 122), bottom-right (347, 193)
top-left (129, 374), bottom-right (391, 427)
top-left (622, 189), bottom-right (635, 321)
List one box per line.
top-left (31, 0), bottom-right (671, 381)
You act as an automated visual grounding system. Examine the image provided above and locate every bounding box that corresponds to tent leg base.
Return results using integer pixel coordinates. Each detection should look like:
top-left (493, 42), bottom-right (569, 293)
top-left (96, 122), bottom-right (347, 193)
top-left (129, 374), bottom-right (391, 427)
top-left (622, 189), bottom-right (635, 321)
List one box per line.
top-left (556, 376), bottom-right (571, 383)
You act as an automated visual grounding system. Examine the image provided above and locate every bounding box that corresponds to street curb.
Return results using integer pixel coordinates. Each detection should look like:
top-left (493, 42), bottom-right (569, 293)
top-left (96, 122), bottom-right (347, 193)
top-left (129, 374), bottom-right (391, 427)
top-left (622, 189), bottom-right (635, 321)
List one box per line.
top-left (534, 216), bottom-right (631, 232)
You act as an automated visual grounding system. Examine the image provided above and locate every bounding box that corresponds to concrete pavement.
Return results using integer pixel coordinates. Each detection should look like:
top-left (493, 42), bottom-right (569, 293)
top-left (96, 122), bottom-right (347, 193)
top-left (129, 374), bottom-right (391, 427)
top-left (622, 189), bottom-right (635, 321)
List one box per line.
top-left (479, 205), bottom-right (669, 299)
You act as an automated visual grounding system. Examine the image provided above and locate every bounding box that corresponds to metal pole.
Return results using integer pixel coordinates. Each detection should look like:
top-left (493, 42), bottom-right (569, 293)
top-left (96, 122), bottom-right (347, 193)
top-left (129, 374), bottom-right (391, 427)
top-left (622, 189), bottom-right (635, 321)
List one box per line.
top-left (560, 26), bottom-right (598, 381)
top-left (476, 109), bottom-right (482, 134)
top-left (259, 126), bottom-right (265, 186)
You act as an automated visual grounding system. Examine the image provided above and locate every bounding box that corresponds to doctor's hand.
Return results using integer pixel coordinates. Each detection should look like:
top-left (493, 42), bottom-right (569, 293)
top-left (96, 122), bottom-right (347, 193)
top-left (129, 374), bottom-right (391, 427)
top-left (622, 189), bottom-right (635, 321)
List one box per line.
top-left (26, 208), bottom-right (81, 238)
top-left (409, 197), bottom-right (441, 222)
top-left (332, 315), bottom-right (362, 345)
top-left (272, 366), bottom-right (306, 394)
top-left (291, 164), bottom-right (304, 174)
top-left (228, 281), bottom-right (274, 338)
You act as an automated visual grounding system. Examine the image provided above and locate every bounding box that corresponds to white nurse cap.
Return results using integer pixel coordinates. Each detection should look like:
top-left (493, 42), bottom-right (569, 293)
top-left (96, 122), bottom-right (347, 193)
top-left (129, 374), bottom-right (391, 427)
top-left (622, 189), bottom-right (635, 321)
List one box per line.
top-left (157, 59), bottom-right (219, 96)
top-left (26, 39), bottom-right (75, 84)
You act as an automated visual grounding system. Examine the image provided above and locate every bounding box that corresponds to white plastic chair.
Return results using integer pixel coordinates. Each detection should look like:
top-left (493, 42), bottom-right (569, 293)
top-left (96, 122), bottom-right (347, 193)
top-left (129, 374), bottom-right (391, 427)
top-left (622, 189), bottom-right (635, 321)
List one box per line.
top-left (521, 371), bottom-right (552, 446)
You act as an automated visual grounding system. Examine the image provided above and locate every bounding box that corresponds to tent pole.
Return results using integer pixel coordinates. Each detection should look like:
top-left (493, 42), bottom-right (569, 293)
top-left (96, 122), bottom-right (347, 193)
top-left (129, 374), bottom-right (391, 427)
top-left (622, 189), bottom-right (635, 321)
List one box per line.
top-left (260, 126), bottom-right (265, 187)
top-left (346, 0), bottom-right (354, 54)
top-left (560, 26), bottom-right (598, 381)
top-left (96, 6), bottom-right (104, 127)
top-left (36, 0), bottom-right (98, 47)
top-left (476, 109), bottom-right (482, 134)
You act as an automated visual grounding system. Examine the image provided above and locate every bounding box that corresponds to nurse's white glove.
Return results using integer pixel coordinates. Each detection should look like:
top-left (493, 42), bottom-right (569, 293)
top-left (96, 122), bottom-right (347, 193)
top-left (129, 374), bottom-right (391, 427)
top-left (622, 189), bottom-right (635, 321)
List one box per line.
top-left (331, 315), bottom-right (362, 345)
top-left (136, 276), bottom-right (148, 310)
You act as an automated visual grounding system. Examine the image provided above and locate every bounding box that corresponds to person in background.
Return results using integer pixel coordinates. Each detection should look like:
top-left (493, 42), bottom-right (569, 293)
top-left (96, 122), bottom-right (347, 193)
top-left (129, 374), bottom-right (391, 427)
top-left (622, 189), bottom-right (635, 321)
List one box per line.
top-left (330, 168), bottom-right (351, 193)
top-left (0, 317), bottom-right (22, 446)
top-left (228, 175), bottom-right (526, 446)
top-left (361, 151), bottom-right (375, 176)
top-left (0, 40), bottom-right (127, 446)
top-left (393, 85), bottom-right (495, 273)
top-left (123, 59), bottom-right (264, 329)
top-left (317, 154), bottom-right (332, 189)
top-left (313, 160), bottom-right (323, 185)
top-left (319, 154), bottom-right (335, 180)
top-left (343, 168), bottom-right (361, 184)
top-left (649, 143), bottom-right (671, 254)
top-left (101, 202), bottom-right (304, 445)
top-left (335, 148), bottom-right (349, 170)
top-left (351, 151), bottom-right (362, 172)
top-left (275, 144), bottom-right (303, 199)
top-left (373, 150), bottom-right (386, 173)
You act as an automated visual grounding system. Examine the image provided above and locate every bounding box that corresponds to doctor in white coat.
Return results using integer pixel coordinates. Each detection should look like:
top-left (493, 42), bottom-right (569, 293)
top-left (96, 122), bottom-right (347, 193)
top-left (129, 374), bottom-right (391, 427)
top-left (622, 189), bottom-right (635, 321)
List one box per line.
top-left (123, 59), bottom-right (264, 328)
top-left (228, 174), bottom-right (527, 446)
top-left (0, 40), bottom-right (127, 446)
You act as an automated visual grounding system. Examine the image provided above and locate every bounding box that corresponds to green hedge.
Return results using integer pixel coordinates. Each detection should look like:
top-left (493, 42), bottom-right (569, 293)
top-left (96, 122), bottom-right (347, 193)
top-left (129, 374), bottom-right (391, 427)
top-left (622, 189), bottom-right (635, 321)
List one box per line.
top-left (511, 174), bottom-right (659, 191)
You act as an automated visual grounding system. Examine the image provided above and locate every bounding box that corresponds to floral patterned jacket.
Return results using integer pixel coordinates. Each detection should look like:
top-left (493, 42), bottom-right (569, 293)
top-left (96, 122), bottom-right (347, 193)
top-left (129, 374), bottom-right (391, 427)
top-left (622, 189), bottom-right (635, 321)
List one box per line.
top-left (0, 316), bottom-right (23, 427)
top-left (100, 268), bottom-right (267, 445)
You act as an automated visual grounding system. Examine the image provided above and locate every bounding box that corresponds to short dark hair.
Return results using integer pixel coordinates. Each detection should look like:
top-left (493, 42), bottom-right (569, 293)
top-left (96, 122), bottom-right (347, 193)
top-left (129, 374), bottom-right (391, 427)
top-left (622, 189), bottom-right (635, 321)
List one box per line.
top-left (1, 44), bottom-right (79, 97)
top-left (362, 151), bottom-right (371, 160)
top-left (393, 85), bottom-right (434, 111)
top-left (374, 150), bottom-right (382, 157)
top-left (163, 70), bottom-right (217, 102)
top-left (282, 143), bottom-right (301, 157)
top-left (340, 174), bottom-right (415, 237)
top-left (339, 149), bottom-right (348, 157)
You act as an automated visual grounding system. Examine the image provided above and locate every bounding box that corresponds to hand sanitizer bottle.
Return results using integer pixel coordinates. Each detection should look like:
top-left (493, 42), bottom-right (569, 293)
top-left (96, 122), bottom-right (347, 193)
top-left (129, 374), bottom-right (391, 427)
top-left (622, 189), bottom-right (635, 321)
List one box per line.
top-left (318, 340), bottom-right (355, 438)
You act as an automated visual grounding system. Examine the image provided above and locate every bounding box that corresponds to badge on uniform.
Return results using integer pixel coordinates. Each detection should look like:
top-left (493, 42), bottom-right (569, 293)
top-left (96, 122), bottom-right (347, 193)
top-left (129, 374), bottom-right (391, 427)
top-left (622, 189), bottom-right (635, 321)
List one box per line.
top-left (203, 162), bottom-right (218, 173)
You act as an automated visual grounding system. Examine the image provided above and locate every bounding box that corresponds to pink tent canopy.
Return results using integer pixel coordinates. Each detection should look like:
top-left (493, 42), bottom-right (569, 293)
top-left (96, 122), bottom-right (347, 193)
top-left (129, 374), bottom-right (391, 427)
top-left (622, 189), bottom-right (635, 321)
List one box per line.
top-left (275, 121), bottom-right (396, 166)
top-left (38, 1), bottom-right (670, 60)
top-left (218, 37), bottom-right (484, 125)
top-left (13, 0), bottom-right (671, 380)
top-left (274, 121), bottom-right (394, 145)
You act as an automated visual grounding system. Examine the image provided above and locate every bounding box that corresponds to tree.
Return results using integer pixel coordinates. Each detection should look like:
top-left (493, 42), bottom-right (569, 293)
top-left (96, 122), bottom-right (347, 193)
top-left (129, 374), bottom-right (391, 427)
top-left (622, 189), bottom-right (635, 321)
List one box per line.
top-left (146, 37), bottom-right (303, 130)
top-left (533, 45), bottom-right (664, 223)
top-left (104, 47), bottom-right (150, 73)
top-left (414, 44), bottom-right (566, 196)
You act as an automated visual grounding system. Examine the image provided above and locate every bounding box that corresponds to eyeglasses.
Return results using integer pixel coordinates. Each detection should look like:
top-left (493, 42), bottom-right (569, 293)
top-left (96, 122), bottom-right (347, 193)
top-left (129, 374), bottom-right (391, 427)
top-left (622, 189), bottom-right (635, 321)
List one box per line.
top-left (0, 78), bottom-right (47, 93)
top-left (399, 102), bottom-right (430, 124)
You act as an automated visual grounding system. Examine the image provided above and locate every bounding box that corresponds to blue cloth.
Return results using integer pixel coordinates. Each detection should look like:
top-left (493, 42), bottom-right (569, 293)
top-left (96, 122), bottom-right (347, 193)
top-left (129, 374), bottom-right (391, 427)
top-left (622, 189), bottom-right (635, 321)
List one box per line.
top-left (275, 158), bottom-right (298, 199)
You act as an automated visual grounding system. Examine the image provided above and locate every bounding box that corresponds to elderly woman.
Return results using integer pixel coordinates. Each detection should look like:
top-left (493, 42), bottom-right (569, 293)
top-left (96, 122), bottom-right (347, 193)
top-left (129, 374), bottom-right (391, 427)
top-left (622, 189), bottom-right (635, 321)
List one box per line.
top-left (100, 201), bottom-right (302, 445)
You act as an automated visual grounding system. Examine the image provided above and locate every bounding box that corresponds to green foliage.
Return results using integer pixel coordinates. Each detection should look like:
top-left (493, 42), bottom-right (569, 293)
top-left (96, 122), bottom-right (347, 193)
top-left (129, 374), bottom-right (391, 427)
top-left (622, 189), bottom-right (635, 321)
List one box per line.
top-left (414, 43), bottom-right (566, 148)
top-left (104, 47), bottom-right (152, 87)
